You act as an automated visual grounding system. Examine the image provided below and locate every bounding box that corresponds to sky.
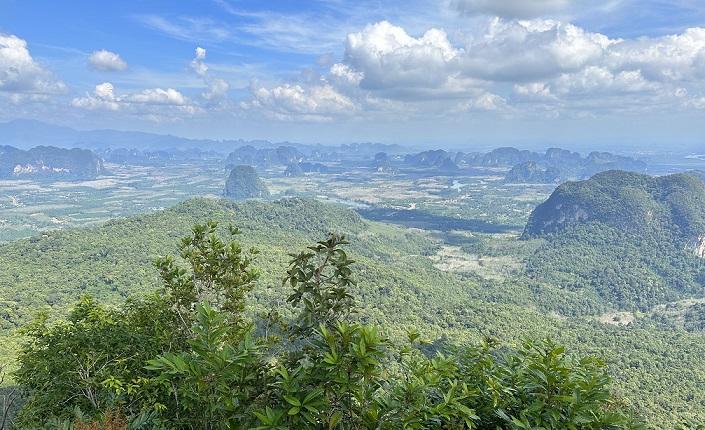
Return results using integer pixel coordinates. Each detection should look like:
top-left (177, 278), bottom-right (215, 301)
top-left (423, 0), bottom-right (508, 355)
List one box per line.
top-left (2, 0), bottom-right (705, 150)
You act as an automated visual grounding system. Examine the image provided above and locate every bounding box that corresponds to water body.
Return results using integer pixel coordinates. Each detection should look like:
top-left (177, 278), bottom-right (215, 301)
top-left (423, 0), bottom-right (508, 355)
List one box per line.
top-left (317, 195), bottom-right (370, 208)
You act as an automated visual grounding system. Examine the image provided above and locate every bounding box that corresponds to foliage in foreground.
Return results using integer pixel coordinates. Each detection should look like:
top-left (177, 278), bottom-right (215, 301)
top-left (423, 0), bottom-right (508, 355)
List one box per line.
top-left (13, 222), bottom-right (644, 429)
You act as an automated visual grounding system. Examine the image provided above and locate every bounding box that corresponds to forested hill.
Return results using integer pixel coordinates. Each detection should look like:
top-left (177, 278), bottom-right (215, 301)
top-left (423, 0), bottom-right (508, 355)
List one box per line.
top-left (521, 170), bottom-right (705, 312)
top-left (523, 170), bottom-right (705, 246)
top-left (0, 197), bottom-right (433, 329)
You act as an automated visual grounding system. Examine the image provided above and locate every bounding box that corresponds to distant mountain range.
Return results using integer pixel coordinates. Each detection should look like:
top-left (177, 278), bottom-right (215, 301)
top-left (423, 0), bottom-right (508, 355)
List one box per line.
top-left (0, 119), bottom-right (405, 155)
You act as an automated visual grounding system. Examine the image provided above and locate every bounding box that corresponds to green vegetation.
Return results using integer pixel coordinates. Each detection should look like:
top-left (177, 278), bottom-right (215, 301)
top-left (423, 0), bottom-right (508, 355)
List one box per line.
top-left (12, 224), bottom-right (644, 429)
top-left (0, 198), bottom-right (703, 427)
top-left (523, 170), bottom-right (705, 238)
top-left (2, 157), bottom-right (705, 428)
top-left (224, 165), bottom-right (271, 199)
top-left (521, 171), bottom-right (705, 313)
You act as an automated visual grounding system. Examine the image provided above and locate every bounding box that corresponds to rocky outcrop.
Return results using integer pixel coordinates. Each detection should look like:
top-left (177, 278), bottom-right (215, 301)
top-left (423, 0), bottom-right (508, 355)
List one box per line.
top-left (687, 235), bottom-right (705, 258)
top-left (0, 146), bottom-right (105, 180)
top-left (225, 145), bottom-right (306, 167)
top-left (283, 163), bottom-right (305, 177)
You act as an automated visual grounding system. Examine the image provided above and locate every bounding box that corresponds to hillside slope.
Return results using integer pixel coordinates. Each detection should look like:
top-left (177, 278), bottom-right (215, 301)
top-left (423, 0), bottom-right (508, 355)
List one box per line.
top-left (523, 170), bottom-right (705, 243)
top-left (3, 197), bottom-right (705, 426)
top-left (521, 170), bottom-right (705, 313)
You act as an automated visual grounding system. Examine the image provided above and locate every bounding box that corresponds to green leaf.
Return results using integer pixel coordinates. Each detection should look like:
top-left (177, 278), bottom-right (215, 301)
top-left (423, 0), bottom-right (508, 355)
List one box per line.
top-left (284, 395), bottom-right (301, 407)
top-left (329, 410), bottom-right (342, 429)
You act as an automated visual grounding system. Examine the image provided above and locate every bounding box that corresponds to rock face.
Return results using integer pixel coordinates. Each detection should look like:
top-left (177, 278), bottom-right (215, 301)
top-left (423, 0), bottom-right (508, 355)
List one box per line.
top-left (224, 165), bottom-right (270, 199)
top-left (0, 145), bottom-right (106, 180)
top-left (522, 170), bottom-right (705, 257)
top-left (687, 235), bottom-right (705, 258)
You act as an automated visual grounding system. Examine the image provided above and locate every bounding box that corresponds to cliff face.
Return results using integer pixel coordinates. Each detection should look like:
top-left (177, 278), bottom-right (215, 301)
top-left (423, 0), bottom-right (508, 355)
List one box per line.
top-left (522, 171), bottom-right (705, 257)
top-left (687, 235), bottom-right (705, 258)
top-left (0, 146), bottom-right (106, 180)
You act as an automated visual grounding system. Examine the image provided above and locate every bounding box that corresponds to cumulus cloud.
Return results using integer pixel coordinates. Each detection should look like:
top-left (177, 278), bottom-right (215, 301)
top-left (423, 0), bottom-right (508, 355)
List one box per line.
top-left (189, 47), bottom-right (230, 100)
top-left (70, 82), bottom-right (120, 110)
top-left (124, 88), bottom-right (187, 105)
top-left (455, 19), bottom-right (612, 82)
top-left (339, 21), bottom-right (486, 99)
top-left (314, 18), bottom-right (705, 117)
top-left (88, 50), bottom-right (128, 71)
top-left (245, 81), bottom-right (356, 121)
top-left (452, 0), bottom-right (570, 19)
top-left (71, 82), bottom-right (190, 111)
top-left (331, 19), bottom-right (616, 104)
top-left (345, 21), bottom-right (456, 90)
top-left (0, 33), bottom-right (67, 94)
top-left (605, 28), bottom-right (705, 82)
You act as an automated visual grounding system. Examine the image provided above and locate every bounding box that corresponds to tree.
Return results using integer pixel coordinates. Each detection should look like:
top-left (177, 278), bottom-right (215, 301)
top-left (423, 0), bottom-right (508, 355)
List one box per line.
top-left (0, 364), bottom-right (17, 430)
top-left (14, 297), bottom-right (150, 426)
top-left (13, 221), bottom-right (259, 427)
top-left (154, 220), bottom-right (259, 341)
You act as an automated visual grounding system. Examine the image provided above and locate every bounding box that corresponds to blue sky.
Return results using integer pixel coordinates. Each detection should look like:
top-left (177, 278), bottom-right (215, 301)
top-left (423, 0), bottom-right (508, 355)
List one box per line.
top-left (2, 0), bottom-right (705, 149)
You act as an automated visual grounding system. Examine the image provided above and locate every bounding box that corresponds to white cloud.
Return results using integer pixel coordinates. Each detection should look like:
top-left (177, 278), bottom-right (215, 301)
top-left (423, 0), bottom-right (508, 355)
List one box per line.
top-left (87, 50), bottom-right (128, 71)
top-left (329, 63), bottom-right (363, 86)
top-left (331, 19), bottom-right (614, 103)
top-left (70, 82), bottom-right (120, 110)
top-left (124, 88), bottom-right (187, 105)
top-left (455, 19), bottom-right (612, 82)
top-left (0, 33), bottom-right (67, 94)
top-left (514, 83), bottom-right (557, 101)
top-left (71, 82), bottom-right (190, 111)
top-left (341, 21), bottom-right (486, 99)
top-left (189, 47), bottom-right (230, 101)
top-left (246, 81), bottom-right (356, 121)
top-left (315, 18), bottom-right (705, 117)
top-left (605, 28), bottom-right (705, 82)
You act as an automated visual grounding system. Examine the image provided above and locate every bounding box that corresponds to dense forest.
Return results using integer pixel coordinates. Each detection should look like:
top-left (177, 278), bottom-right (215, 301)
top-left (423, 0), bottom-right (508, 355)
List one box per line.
top-left (5, 222), bottom-right (644, 429)
top-left (224, 165), bottom-right (271, 199)
top-left (522, 170), bottom-right (705, 313)
top-left (1, 196), bottom-right (705, 427)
